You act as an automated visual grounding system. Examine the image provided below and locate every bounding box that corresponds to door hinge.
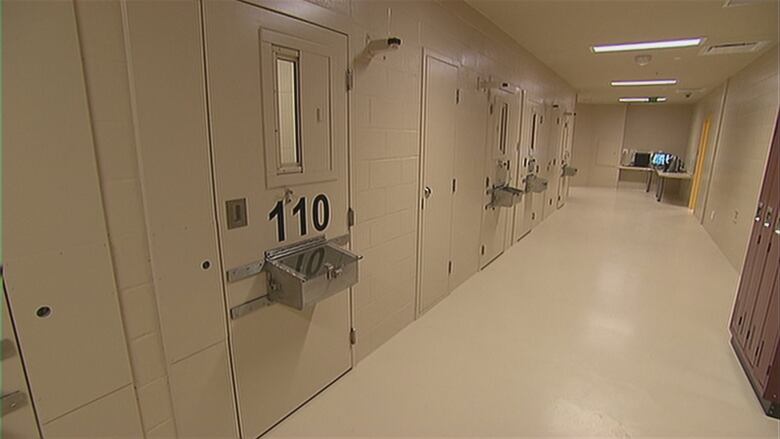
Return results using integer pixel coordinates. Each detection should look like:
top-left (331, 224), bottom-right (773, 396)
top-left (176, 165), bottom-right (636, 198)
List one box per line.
top-left (452, 178), bottom-right (457, 193)
top-left (350, 328), bottom-right (357, 345)
top-left (346, 69), bottom-right (354, 91)
top-left (448, 260), bottom-right (452, 274)
top-left (347, 207), bottom-right (355, 227)
top-left (456, 89), bottom-right (461, 104)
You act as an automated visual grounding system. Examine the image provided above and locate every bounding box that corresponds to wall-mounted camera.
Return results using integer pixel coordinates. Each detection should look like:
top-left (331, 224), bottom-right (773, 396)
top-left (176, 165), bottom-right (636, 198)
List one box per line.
top-left (365, 37), bottom-right (402, 59)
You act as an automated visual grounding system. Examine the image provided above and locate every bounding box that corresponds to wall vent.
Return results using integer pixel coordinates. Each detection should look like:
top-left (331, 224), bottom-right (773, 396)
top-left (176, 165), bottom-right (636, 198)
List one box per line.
top-left (700, 41), bottom-right (769, 55)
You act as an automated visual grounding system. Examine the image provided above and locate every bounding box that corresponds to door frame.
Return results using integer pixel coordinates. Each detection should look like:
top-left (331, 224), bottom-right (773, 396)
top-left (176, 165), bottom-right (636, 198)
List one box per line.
top-left (414, 48), bottom-right (460, 318)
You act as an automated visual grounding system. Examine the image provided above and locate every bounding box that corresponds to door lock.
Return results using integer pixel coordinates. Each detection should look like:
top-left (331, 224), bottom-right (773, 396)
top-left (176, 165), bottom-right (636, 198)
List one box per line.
top-left (755, 201), bottom-right (764, 222)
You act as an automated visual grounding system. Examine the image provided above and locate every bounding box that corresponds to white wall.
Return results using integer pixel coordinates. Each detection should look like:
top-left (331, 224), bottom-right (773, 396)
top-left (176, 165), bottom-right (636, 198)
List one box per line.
top-left (683, 83), bottom-right (727, 221)
top-left (571, 103), bottom-right (694, 191)
top-left (699, 48), bottom-right (779, 270)
top-left (570, 104), bottom-right (626, 187)
top-left (622, 105), bottom-right (693, 159)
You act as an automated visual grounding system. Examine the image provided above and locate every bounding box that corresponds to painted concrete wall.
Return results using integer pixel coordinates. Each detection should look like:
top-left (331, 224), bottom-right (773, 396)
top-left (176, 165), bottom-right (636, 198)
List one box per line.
top-left (700, 48), bottom-right (779, 270)
top-left (622, 105), bottom-right (693, 159)
top-left (572, 104), bottom-right (694, 191)
top-left (683, 84), bottom-right (727, 222)
top-left (570, 104), bottom-right (626, 187)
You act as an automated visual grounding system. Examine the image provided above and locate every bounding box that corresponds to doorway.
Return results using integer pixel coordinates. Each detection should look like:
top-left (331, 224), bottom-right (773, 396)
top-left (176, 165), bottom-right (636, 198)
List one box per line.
top-left (417, 52), bottom-right (459, 314)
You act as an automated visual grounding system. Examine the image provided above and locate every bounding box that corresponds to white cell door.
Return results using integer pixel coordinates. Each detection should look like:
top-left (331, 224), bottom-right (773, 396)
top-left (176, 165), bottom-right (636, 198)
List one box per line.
top-left (512, 92), bottom-right (531, 242)
top-left (418, 54), bottom-right (458, 314)
top-left (203, 2), bottom-right (351, 437)
top-left (543, 106), bottom-right (563, 219)
top-left (558, 116), bottom-right (573, 208)
top-left (480, 91), bottom-right (516, 268)
top-left (513, 97), bottom-right (542, 240)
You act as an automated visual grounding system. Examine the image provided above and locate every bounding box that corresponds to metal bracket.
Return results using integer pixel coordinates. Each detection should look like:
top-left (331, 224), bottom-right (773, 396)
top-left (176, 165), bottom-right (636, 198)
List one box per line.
top-left (226, 259), bottom-right (265, 283)
top-left (1, 391), bottom-right (28, 417)
top-left (230, 295), bottom-right (272, 320)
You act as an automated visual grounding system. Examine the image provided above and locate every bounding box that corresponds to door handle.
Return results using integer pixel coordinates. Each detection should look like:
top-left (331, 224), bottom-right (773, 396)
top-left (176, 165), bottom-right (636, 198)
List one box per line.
top-left (424, 186), bottom-right (432, 199)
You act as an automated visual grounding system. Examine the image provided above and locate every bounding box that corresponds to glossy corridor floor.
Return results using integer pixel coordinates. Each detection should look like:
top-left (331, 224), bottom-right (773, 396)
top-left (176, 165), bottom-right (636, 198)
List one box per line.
top-left (271, 187), bottom-right (780, 438)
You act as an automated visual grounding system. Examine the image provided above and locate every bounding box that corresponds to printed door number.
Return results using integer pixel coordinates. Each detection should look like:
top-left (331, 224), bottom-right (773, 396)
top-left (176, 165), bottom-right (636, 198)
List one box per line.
top-left (269, 194), bottom-right (330, 242)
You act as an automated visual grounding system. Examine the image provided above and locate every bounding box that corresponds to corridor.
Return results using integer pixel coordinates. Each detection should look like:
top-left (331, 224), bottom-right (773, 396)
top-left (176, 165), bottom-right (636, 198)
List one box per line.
top-left (270, 187), bottom-right (778, 438)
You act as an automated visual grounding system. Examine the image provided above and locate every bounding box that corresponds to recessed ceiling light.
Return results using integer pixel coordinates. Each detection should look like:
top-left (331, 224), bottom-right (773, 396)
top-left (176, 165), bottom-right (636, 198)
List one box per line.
top-left (619, 97), bottom-right (668, 103)
top-left (592, 38), bottom-right (703, 53)
top-left (611, 79), bottom-right (678, 87)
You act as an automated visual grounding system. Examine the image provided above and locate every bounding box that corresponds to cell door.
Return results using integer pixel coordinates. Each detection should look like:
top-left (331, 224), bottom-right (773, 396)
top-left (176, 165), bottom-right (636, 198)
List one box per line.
top-left (514, 98), bottom-right (544, 237)
top-left (480, 90), bottom-right (516, 268)
top-left (557, 115), bottom-right (573, 208)
top-left (203, 2), bottom-right (351, 437)
top-left (512, 93), bottom-right (534, 242)
top-left (418, 54), bottom-right (458, 313)
top-left (543, 106), bottom-right (563, 219)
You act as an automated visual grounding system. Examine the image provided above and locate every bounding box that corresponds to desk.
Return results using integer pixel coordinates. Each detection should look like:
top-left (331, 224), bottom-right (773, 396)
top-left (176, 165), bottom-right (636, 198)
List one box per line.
top-left (618, 166), bottom-right (654, 191)
top-left (654, 170), bottom-right (692, 202)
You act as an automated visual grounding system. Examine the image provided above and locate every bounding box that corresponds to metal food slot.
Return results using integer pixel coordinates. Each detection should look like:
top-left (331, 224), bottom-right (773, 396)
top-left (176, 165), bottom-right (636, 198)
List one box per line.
top-left (562, 164), bottom-right (578, 177)
top-left (525, 174), bottom-right (548, 193)
top-left (489, 184), bottom-right (524, 208)
top-left (265, 236), bottom-right (360, 310)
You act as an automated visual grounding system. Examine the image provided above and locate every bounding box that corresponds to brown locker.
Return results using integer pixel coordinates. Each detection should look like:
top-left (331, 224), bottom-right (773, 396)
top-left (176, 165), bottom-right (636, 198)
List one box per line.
top-left (730, 114), bottom-right (780, 419)
top-left (731, 120), bottom-right (780, 347)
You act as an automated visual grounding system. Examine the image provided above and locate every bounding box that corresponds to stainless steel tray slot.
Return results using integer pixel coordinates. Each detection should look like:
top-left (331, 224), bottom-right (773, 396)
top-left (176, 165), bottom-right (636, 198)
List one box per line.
top-left (265, 236), bottom-right (360, 310)
top-left (525, 174), bottom-right (548, 193)
top-left (562, 165), bottom-right (578, 177)
top-left (489, 184), bottom-right (523, 208)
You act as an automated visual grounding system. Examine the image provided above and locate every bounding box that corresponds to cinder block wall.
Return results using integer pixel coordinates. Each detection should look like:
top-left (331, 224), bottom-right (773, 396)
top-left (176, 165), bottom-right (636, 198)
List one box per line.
top-left (73, 1), bottom-right (176, 436)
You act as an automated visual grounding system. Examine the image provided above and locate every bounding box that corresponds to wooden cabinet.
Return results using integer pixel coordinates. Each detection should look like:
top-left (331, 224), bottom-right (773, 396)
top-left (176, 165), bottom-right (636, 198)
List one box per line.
top-left (730, 115), bottom-right (780, 419)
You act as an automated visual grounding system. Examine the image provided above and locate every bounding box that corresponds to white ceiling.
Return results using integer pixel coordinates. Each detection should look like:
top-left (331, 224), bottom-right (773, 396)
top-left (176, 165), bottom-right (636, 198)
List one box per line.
top-left (467, 0), bottom-right (780, 103)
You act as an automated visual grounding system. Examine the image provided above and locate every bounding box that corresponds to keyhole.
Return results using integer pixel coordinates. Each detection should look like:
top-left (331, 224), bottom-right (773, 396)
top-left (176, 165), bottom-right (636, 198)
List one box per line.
top-left (36, 306), bottom-right (52, 318)
top-left (202, 260), bottom-right (211, 270)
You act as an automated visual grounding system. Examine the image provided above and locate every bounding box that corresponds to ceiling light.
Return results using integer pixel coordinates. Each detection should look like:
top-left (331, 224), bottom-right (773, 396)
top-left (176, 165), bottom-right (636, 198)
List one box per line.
top-left (619, 97), bottom-right (667, 103)
top-left (611, 79), bottom-right (678, 87)
top-left (592, 38), bottom-right (703, 53)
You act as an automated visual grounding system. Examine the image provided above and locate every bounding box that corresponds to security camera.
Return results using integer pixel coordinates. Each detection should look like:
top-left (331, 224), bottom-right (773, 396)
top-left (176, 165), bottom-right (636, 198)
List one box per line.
top-left (366, 37), bottom-right (402, 57)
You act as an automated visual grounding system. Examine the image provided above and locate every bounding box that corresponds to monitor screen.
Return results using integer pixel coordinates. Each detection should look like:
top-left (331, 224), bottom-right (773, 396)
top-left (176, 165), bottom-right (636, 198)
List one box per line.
top-left (633, 152), bottom-right (651, 167)
top-left (652, 152), bottom-right (671, 166)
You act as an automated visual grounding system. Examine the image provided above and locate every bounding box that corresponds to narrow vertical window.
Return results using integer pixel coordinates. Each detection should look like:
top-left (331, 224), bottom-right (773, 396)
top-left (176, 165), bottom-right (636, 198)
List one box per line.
top-left (530, 113), bottom-right (537, 151)
top-left (274, 47), bottom-right (302, 173)
top-left (498, 103), bottom-right (509, 154)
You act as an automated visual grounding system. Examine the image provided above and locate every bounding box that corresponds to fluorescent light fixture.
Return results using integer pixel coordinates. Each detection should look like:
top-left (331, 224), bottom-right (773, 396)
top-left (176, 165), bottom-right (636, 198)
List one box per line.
top-left (592, 38), bottom-right (703, 53)
top-left (611, 79), bottom-right (678, 87)
top-left (619, 97), bottom-right (668, 103)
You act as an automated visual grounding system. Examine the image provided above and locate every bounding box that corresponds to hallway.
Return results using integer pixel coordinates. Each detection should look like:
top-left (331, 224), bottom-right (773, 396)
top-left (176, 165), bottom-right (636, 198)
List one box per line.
top-left (270, 187), bottom-right (779, 437)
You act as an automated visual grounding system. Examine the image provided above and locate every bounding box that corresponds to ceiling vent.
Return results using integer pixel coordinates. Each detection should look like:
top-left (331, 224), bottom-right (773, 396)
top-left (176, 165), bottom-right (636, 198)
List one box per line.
top-left (700, 41), bottom-right (769, 55)
top-left (723, 0), bottom-right (768, 7)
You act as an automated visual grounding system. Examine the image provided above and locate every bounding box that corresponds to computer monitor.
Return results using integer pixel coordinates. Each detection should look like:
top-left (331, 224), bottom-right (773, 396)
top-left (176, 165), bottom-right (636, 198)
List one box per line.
top-left (651, 152), bottom-right (672, 167)
top-left (633, 152), bottom-right (651, 167)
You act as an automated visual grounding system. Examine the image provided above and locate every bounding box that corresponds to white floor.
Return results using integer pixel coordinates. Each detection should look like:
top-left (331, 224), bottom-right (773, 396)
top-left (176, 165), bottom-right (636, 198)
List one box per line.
top-left (270, 187), bottom-right (779, 438)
